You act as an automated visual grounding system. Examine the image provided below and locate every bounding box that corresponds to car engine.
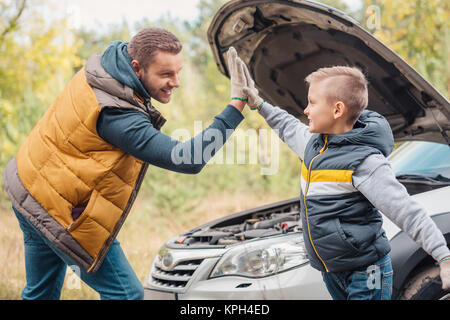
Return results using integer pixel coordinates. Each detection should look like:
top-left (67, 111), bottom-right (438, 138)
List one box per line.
top-left (172, 202), bottom-right (302, 247)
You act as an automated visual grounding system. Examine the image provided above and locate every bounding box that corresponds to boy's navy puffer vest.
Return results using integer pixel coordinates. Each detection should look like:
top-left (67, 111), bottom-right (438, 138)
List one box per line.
top-left (300, 110), bottom-right (394, 273)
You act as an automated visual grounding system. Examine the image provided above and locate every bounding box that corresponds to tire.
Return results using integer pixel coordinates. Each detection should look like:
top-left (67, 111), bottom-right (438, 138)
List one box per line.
top-left (398, 264), bottom-right (450, 300)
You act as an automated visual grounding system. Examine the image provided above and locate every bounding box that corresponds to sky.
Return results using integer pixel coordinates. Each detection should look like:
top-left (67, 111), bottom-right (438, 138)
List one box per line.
top-left (60, 0), bottom-right (362, 31)
top-left (62, 0), bottom-right (202, 30)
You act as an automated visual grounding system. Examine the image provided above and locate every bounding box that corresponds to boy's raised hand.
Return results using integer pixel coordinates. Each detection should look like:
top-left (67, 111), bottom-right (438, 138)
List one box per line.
top-left (241, 61), bottom-right (264, 110)
top-left (227, 47), bottom-right (248, 102)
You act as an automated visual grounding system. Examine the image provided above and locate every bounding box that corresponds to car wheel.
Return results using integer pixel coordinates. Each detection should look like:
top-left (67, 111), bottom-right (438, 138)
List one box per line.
top-left (398, 264), bottom-right (450, 300)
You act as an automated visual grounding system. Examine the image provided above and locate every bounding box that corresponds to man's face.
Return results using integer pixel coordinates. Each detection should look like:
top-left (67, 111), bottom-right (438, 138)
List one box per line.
top-left (134, 50), bottom-right (183, 104)
top-left (304, 79), bottom-right (336, 133)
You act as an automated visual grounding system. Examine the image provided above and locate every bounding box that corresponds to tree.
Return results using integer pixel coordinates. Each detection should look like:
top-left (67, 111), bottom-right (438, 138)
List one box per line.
top-left (0, 0), bottom-right (81, 202)
top-left (75, 20), bottom-right (132, 71)
top-left (0, 0), bottom-right (26, 41)
top-left (363, 0), bottom-right (449, 98)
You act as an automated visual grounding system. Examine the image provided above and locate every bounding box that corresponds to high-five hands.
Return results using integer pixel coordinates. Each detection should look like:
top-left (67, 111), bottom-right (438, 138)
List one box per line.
top-left (228, 47), bottom-right (264, 110)
top-left (227, 46), bottom-right (264, 111)
top-left (227, 47), bottom-right (248, 103)
top-left (242, 63), bottom-right (264, 111)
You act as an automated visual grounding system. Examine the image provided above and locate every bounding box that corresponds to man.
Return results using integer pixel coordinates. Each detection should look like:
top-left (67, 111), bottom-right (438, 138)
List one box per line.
top-left (3, 28), bottom-right (248, 299)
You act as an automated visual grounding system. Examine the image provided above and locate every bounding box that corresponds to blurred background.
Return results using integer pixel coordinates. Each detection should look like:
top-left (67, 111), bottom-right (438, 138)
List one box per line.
top-left (0, 0), bottom-right (448, 299)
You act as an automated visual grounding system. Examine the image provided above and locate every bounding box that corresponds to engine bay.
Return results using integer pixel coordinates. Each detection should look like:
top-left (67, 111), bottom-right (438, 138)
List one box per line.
top-left (171, 200), bottom-right (302, 247)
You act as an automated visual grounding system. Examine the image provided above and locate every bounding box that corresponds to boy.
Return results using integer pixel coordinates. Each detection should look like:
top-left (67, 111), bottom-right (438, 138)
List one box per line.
top-left (236, 55), bottom-right (450, 299)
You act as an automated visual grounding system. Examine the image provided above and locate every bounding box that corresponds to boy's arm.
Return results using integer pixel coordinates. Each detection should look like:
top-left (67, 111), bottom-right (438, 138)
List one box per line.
top-left (353, 154), bottom-right (450, 289)
top-left (241, 61), bottom-right (312, 159)
top-left (257, 101), bottom-right (312, 159)
top-left (258, 102), bottom-right (312, 159)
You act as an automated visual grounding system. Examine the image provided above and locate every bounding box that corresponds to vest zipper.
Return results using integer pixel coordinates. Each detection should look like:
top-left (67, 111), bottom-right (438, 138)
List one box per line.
top-left (303, 135), bottom-right (329, 272)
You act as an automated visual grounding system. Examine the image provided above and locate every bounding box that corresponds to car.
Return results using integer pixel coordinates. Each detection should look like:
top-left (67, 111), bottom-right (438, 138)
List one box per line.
top-left (144, 0), bottom-right (450, 300)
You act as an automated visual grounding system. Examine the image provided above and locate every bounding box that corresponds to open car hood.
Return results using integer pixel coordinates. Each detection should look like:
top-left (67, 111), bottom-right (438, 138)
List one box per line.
top-left (207, 0), bottom-right (450, 144)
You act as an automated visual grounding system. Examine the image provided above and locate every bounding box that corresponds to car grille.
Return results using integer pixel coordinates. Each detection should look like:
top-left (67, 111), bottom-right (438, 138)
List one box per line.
top-left (150, 259), bottom-right (204, 290)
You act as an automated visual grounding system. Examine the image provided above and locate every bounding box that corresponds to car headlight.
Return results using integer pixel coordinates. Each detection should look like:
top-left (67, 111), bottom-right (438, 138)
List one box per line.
top-left (210, 233), bottom-right (308, 278)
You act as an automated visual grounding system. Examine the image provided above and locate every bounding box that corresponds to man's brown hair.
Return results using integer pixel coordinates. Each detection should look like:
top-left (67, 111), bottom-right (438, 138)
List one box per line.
top-left (305, 66), bottom-right (369, 124)
top-left (127, 27), bottom-right (182, 69)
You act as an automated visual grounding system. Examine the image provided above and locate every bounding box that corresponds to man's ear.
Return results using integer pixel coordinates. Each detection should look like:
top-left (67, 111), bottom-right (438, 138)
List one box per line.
top-left (131, 60), bottom-right (141, 78)
top-left (334, 101), bottom-right (346, 120)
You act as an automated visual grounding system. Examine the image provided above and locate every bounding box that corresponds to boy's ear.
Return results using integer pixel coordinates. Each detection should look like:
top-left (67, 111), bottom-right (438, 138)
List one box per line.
top-left (333, 101), bottom-right (346, 120)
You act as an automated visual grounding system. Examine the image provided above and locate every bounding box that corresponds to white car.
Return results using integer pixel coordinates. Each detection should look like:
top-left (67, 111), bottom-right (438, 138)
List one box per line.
top-left (144, 0), bottom-right (450, 300)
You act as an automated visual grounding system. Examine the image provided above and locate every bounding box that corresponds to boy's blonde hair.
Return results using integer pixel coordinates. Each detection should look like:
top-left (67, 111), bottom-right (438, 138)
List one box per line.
top-left (305, 66), bottom-right (369, 124)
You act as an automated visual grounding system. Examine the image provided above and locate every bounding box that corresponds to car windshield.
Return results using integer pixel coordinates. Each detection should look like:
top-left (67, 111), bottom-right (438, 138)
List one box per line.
top-left (389, 141), bottom-right (450, 180)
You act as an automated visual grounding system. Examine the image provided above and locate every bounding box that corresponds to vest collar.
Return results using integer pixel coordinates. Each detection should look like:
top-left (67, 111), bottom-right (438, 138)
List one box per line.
top-left (133, 93), bottom-right (166, 131)
top-left (318, 110), bottom-right (394, 157)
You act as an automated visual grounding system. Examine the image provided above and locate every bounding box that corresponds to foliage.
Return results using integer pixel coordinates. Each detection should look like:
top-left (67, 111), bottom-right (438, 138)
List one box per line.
top-left (0, 0), bottom-right (448, 214)
top-left (0, 0), bottom-right (81, 203)
top-left (362, 0), bottom-right (449, 98)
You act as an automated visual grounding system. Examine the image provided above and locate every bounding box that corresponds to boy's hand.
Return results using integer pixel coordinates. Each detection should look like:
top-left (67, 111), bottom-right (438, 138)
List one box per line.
top-left (243, 86), bottom-right (264, 111)
top-left (227, 47), bottom-right (248, 102)
top-left (240, 60), bottom-right (264, 110)
top-left (440, 257), bottom-right (450, 290)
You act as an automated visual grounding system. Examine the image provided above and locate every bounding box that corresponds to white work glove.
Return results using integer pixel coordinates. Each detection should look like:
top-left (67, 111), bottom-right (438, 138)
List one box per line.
top-left (227, 47), bottom-right (248, 102)
top-left (241, 61), bottom-right (264, 110)
top-left (440, 257), bottom-right (450, 290)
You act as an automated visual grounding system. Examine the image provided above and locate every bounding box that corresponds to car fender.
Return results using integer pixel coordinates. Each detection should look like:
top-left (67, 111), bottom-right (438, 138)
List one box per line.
top-left (389, 212), bottom-right (450, 299)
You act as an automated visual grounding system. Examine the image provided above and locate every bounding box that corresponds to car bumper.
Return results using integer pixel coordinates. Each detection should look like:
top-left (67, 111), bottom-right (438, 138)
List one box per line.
top-left (144, 263), bottom-right (331, 300)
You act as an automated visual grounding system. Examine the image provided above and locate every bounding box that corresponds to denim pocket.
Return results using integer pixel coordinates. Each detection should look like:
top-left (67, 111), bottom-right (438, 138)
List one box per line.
top-left (23, 232), bottom-right (32, 244)
top-left (381, 270), bottom-right (393, 300)
top-left (347, 255), bottom-right (393, 300)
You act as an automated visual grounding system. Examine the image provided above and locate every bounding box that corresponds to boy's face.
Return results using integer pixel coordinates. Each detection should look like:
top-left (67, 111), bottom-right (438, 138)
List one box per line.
top-left (132, 50), bottom-right (183, 104)
top-left (304, 79), bottom-right (336, 133)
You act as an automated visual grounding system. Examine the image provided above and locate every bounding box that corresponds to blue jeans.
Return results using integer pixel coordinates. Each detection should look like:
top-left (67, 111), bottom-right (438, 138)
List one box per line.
top-left (322, 254), bottom-right (393, 300)
top-left (13, 207), bottom-right (144, 300)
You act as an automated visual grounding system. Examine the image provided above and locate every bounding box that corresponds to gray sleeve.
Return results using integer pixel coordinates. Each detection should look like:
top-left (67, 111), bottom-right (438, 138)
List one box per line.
top-left (353, 154), bottom-right (450, 262)
top-left (258, 102), bottom-right (312, 159)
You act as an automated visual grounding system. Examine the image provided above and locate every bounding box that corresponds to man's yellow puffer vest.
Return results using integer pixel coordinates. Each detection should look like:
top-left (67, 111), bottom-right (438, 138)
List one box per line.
top-left (3, 53), bottom-right (166, 273)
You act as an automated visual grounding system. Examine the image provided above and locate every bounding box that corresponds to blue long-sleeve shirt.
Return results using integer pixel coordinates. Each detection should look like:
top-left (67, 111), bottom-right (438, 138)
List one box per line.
top-left (96, 105), bottom-right (244, 174)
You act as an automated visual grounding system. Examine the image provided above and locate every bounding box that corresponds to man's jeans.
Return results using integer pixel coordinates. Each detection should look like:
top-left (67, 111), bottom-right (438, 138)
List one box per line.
top-left (322, 254), bottom-right (393, 300)
top-left (13, 206), bottom-right (144, 300)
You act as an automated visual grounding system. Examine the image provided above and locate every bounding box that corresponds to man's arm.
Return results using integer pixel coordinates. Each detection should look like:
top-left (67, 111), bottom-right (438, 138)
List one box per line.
top-left (257, 102), bottom-right (312, 159)
top-left (96, 47), bottom-right (247, 174)
top-left (97, 104), bottom-right (244, 174)
top-left (353, 154), bottom-right (450, 289)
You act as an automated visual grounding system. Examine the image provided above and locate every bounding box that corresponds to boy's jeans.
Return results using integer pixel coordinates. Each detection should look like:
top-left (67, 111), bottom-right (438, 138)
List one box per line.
top-left (322, 254), bottom-right (393, 300)
top-left (12, 206), bottom-right (144, 300)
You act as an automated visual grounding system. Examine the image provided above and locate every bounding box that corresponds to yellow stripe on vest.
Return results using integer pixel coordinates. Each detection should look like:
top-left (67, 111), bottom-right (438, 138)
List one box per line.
top-left (301, 162), bottom-right (353, 183)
